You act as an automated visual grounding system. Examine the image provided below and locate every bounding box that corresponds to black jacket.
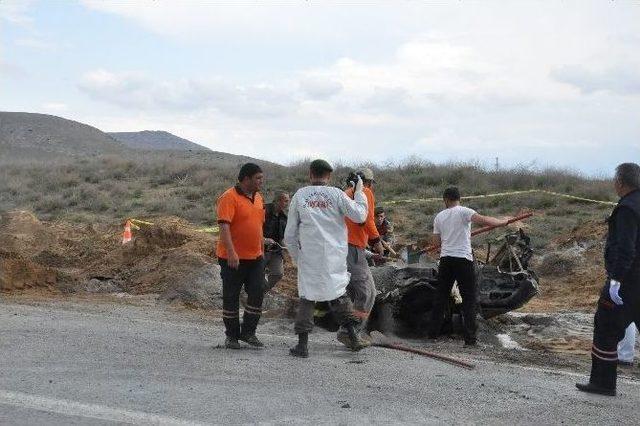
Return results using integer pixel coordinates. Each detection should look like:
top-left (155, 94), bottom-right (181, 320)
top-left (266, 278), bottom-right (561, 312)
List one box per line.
top-left (263, 203), bottom-right (287, 245)
top-left (605, 189), bottom-right (640, 283)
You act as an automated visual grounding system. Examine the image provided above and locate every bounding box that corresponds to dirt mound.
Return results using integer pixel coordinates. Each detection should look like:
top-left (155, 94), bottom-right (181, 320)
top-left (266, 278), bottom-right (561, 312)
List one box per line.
top-left (0, 211), bottom-right (90, 291)
top-left (537, 247), bottom-right (584, 276)
top-left (91, 226), bottom-right (216, 297)
top-left (0, 258), bottom-right (57, 291)
top-left (0, 211), bottom-right (294, 312)
top-left (523, 219), bottom-right (607, 312)
top-left (553, 219), bottom-right (607, 248)
top-left (79, 219), bottom-right (223, 307)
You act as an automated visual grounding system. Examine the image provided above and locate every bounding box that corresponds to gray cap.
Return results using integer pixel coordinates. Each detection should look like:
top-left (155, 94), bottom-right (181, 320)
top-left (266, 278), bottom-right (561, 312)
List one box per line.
top-left (357, 167), bottom-right (375, 182)
top-left (310, 159), bottom-right (334, 174)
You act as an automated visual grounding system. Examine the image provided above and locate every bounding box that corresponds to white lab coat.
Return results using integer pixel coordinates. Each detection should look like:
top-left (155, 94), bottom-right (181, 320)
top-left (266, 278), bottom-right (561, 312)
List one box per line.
top-left (284, 185), bottom-right (368, 302)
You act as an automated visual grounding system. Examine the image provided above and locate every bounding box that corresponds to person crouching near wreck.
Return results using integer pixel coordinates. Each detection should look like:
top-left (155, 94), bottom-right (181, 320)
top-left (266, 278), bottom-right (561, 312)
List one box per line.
top-left (284, 159), bottom-right (371, 358)
top-left (427, 186), bottom-right (509, 347)
top-left (216, 163), bottom-right (267, 349)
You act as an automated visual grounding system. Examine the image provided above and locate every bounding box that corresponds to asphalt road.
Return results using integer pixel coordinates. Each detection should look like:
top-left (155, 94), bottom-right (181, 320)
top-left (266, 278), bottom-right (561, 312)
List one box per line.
top-left (1, 298), bottom-right (638, 425)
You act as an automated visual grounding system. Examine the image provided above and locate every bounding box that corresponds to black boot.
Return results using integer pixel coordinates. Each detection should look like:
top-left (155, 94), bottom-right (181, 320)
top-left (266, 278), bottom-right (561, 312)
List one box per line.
top-left (239, 334), bottom-right (264, 347)
top-left (575, 382), bottom-right (616, 396)
top-left (289, 332), bottom-right (309, 358)
top-left (225, 337), bottom-right (242, 349)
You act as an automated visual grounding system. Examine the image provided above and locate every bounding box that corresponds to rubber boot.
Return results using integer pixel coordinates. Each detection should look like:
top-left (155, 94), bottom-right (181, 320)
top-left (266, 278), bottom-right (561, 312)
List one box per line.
top-left (587, 355), bottom-right (617, 392)
top-left (289, 332), bottom-right (309, 358)
top-left (345, 323), bottom-right (367, 352)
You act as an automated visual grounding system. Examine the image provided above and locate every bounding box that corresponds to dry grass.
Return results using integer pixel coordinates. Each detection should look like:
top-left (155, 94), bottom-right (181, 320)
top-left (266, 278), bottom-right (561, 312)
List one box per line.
top-left (0, 155), bottom-right (614, 249)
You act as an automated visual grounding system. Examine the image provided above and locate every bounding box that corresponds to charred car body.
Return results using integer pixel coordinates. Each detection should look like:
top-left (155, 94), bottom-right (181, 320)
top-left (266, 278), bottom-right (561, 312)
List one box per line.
top-left (369, 229), bottom-right (539, 335)
top-left (314, 229), bottom-right (539, 336)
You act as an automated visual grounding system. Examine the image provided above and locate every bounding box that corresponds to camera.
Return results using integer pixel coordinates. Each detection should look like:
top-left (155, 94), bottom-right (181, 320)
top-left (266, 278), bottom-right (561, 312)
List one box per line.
top-left (345, 171), bottom-right (364, 188)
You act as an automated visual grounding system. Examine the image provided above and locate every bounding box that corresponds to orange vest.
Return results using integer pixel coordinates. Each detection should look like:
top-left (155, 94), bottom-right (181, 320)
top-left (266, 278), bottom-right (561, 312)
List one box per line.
top-left (345, 186), bottom-right (380, 248)
top-left (215, 186), bottom-right (265, 260)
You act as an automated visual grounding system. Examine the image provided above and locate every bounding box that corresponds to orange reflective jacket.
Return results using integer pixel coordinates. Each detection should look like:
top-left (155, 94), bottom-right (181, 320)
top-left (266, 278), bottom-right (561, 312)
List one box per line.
top-left (345, 186), bottom-right (380, 248)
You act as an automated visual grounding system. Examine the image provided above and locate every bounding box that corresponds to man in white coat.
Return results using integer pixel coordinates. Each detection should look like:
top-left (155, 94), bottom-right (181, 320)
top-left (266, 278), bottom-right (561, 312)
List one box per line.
top-left (284, 159), bottom-right (370, 358)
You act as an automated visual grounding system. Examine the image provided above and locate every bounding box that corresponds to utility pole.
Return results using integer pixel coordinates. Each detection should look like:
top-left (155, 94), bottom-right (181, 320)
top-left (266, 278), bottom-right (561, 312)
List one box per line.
top-left (495, 157), bottom-right (499, 171)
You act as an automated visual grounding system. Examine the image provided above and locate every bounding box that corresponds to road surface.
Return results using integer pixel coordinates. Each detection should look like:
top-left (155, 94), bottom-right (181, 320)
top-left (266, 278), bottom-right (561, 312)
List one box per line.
top-left (0, 298), bottom-right (638, 424)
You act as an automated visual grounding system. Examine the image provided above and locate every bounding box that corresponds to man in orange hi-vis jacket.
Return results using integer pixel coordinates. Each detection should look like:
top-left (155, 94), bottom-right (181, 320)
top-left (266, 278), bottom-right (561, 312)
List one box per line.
top-left (338, 168), bottom-right (384, 346)
top-left (216, 163), bottom-right (266, 350)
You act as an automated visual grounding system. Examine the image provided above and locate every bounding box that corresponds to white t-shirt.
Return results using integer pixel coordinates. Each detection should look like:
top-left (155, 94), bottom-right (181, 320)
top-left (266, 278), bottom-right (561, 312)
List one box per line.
top-left (433, 205), bottom-right (477, 261)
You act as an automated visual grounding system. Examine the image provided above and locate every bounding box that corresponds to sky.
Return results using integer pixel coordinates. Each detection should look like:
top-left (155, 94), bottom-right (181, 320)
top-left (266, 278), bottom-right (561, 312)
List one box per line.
top-left (1, 1), bottom-right (639, 175)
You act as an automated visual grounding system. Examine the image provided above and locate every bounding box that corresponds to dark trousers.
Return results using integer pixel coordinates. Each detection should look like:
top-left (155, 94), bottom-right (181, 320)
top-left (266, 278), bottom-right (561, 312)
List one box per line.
top-left (294, 294), bottom-right (359, 334)
top-left (589, 280), bottom-right (640, 390)
top-left (428, 256), bottom-right (477, 342)
top-left (219, 258), bottom-right (265, 339)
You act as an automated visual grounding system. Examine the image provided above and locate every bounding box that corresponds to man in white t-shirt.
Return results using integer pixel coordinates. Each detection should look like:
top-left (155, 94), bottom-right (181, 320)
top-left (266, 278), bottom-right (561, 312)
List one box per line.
top-left (427, 186), bottom-right (509, 346)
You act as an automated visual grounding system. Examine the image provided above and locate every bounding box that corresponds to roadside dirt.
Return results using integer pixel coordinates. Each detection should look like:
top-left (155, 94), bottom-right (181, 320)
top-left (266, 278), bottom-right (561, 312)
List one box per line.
top-left (2, 211), bottom-right (636, 369)
top-left (0, 211), bottom-right (294, 311)
top-left (523, 219), bottom-right (607, 313)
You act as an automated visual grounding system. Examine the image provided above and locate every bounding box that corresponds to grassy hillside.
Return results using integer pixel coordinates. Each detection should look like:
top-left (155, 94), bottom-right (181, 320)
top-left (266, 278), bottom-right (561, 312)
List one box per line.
top-left (1, 111), bottom-right (615, 246)
top-left (109, 131), bottom-right (210, 151)
top-left (0, 154), bottom-right (614, 250)
top-left (0, 111), bottom-right (125, 162)
top-left (0, 151), bottom-right (280, 225)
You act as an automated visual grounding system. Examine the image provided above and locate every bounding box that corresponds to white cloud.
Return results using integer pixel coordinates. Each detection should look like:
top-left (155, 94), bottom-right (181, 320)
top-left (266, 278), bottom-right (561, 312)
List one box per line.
top-left (0, 0), bottom-right (34, 25)
top-left (78, 69), bottom-right (299, 118)
top-left (79, 1), bottom-right (404, 44)
top-left (41, 102), bottom-right (68, 112)
top-left (76, 18), bottom-right (640, 173)
top-left (551, 64), bottom-right (640, 95)
top-left (16, 1), bottom-right (634, 174)
top-left (0, 60), bottom-right (28, 78)
top-left (15, 37), bottom-right (59, 50)
top-left (299, 77), bottom-right (343, 100)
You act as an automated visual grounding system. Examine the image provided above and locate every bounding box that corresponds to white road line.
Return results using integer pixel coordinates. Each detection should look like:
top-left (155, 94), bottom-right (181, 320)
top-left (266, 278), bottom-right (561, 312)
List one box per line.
top-left (0, 390), bottom-right (210, 426)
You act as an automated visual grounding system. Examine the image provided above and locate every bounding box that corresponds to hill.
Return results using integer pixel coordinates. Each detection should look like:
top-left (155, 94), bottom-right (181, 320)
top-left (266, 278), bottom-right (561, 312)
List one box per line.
top-left (109, 130), bottom-right (210, 152)
top-left (0, 111), bottom-right (281, 224)
top-left (0, 112), bottom-right (267, 168)
top-left (0, 112), bottom-right (615, 241)
top-left (0, 111), bottom-right (125, 163)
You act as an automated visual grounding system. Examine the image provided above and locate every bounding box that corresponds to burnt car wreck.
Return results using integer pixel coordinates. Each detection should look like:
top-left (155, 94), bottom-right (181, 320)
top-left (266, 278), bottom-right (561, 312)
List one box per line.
top-left (314, 229), bottom-right (539, 336)
top-left (368, 229), bottom-right (539, 336)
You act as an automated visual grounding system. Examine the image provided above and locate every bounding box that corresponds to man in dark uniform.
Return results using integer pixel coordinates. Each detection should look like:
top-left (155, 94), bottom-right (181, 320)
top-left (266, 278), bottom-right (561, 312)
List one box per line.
top-left (263, 191), bottom-right (290, 290)
top-left (577, 162), bottom-right (640, 396)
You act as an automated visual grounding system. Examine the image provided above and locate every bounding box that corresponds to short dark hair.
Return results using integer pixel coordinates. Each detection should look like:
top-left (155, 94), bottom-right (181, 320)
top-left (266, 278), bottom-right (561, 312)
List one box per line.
top-left (273, 190), bottom-right (289, 202)
top-left (615, 163), bottom-right (640, 190)
top-left (443, 186), bottom-right (461, 201)
top-left (238, 163), bottom-right (263, 181)
top-left (374, 207), bottom-right (385, 216)
top-left (309, 159), bottom-right (333, 178)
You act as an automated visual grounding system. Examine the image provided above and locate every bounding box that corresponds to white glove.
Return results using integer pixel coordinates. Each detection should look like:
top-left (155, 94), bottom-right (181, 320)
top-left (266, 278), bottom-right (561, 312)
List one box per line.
top-left (609, 279), bottom-right (623, 305)
top-left (354, 175), bottom-right (364, 193)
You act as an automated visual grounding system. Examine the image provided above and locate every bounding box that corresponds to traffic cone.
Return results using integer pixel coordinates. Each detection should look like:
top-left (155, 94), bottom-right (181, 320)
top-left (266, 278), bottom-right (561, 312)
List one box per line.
top-left (122, 220), bottom-right (133, 244)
